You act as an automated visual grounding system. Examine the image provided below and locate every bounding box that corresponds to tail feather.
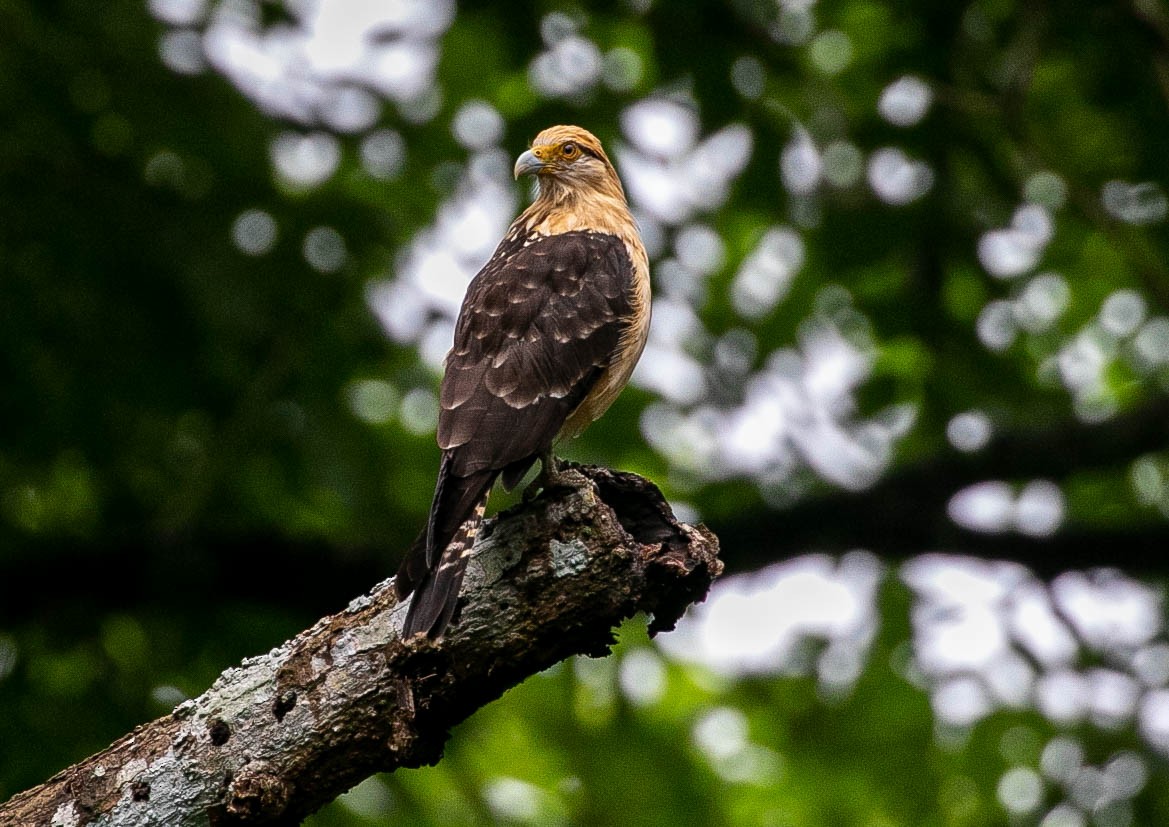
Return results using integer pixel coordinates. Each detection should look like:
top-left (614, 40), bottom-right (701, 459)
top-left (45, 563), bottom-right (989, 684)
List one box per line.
top-left (394, 529), bottom-right (427, 601)
top-left (427, 457), bottom-right (494, 566)
top-left (401, 496), bottom-right (488, 638)
top-left (397, 456), bottom-right (496, 639)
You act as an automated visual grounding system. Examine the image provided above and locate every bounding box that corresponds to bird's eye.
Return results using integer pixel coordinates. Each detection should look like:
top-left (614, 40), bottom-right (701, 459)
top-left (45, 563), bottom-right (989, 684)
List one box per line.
top-left (562, 142), bottom-right (578, 158)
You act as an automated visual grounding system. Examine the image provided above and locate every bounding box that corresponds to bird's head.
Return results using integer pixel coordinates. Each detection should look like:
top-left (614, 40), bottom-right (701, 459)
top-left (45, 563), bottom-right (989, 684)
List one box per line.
top-left (514, 125), bottom-right (623, 199)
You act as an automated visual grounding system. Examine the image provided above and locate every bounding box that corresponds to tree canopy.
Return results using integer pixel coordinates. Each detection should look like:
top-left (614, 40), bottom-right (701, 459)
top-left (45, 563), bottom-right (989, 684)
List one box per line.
top-left (2, 0), bottom-right (1169, 824)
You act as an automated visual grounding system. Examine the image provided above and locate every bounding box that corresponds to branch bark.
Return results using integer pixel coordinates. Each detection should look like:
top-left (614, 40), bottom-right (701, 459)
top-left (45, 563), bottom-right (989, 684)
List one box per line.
top-left (0, 466), bottom-right (721, 827)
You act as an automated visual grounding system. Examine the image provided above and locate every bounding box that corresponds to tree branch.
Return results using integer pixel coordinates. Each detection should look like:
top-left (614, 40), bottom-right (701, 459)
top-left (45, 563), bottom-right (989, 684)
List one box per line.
top-left (0, 467), bottom-right (721, 827)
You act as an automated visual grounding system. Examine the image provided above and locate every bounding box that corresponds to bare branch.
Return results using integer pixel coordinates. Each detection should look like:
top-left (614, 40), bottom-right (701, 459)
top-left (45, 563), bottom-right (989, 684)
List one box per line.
top-left (0, 467), bottom-right (721, 827)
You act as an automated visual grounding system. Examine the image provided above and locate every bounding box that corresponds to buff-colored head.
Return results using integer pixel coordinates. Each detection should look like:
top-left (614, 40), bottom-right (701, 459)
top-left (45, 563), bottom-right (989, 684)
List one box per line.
top-left (514, 125), bottom-right (621, 198)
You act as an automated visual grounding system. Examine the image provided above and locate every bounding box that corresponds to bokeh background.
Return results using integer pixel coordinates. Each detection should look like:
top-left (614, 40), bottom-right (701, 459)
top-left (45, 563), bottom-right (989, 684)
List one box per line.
top-left (3, 0), bottom-right (1169, 824)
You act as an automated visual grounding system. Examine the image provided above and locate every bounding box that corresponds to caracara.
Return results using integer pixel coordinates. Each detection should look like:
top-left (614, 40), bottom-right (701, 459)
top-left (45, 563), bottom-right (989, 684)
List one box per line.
top-left (395, 125), bottom-right (651, 638)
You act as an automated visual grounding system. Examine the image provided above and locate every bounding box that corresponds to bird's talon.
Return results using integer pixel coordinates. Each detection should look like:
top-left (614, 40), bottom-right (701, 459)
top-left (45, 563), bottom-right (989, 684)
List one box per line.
top-left (542, 464), bottom-right (589, 494)
top-left (521, 456), bottom-right (580, 502)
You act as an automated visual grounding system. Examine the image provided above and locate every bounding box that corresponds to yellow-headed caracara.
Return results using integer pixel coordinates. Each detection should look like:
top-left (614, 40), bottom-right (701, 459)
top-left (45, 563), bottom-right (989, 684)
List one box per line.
top-left (395, 125), bottom-right (651, 638)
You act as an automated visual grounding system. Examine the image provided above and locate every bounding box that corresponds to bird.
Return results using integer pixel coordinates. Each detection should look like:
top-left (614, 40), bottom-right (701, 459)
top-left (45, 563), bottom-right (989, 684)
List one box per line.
top-left (394, 125), bottom-right (651, 639)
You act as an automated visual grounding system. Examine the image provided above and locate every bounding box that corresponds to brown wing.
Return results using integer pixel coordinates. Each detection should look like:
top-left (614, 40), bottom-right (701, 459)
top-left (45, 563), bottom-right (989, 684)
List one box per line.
top-left (438, 229), bottom-right (634, 481)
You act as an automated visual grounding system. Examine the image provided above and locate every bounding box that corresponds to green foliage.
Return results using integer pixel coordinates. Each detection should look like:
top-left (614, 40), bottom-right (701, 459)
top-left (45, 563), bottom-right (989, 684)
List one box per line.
top-left (3, 0), bottom-right (1169, 823)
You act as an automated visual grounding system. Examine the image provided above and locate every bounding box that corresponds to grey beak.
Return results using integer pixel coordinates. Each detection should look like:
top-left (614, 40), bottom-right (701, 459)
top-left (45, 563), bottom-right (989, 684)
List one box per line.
top-left (514, 149), bottom-right (544, 179)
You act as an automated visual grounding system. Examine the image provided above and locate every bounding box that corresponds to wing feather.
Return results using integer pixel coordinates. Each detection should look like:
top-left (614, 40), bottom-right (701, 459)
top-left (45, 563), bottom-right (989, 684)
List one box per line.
top-left (438, 230), bottom-right (633, 477)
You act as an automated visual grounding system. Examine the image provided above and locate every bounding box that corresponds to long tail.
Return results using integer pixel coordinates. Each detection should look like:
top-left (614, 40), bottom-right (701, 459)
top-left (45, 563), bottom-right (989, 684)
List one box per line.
top-left (396, 458), bottom-right (495, 638)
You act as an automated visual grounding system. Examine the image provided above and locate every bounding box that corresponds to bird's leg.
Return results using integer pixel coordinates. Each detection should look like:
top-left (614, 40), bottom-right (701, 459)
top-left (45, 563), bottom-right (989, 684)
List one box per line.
top-left (523, 451), bottom-right (583, 502)
top-left (523, 452), bottom-right (557, 502)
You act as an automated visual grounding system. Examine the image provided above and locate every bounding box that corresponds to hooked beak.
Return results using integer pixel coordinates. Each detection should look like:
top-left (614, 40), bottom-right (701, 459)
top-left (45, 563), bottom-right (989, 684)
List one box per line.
top-left (513, 148), bottom-right (545, 179)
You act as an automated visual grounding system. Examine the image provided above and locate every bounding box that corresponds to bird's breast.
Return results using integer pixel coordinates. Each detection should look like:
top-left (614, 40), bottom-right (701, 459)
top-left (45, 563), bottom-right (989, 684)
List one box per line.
top-left (558, 233), bottom-right (651, 441)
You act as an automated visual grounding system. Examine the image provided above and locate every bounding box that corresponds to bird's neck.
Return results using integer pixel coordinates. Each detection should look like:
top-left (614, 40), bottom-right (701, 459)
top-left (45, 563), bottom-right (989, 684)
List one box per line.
top-left (519, 179), bottom-right (635, 238)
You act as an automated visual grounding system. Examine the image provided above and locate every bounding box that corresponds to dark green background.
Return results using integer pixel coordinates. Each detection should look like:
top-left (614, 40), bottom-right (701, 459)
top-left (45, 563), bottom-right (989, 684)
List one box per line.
top-left (3, 0), bottom-right (1169, 823)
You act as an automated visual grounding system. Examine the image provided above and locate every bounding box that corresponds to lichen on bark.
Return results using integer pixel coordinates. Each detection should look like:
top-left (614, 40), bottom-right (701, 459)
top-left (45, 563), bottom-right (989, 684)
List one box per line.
top-left (1, 466), bottom-right (721, 827)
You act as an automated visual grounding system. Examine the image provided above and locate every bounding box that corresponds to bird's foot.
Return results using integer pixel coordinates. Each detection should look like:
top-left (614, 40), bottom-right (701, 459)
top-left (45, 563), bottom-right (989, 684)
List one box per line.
top-left (522, 455), bottom-right (587, 502)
